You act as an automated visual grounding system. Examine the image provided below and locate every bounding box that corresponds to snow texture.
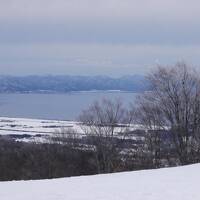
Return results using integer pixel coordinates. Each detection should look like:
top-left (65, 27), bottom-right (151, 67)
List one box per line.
top-left (0, 117), bottom-right (81, 136)
top-left (0, 117), bottom-right (143, 143)
top-left (0, 164), bottom-right (199, 200)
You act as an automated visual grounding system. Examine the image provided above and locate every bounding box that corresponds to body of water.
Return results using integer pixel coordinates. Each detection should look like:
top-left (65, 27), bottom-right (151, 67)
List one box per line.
top-left (0, 92), bottom-right (137, 120)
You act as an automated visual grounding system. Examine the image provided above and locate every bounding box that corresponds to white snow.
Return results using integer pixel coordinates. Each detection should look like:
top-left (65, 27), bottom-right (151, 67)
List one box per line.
top-left (0, 117), bottom-right (82, 136)
top-left (0, 117), bottom-right (144, 142)
top-left (0, 164), bottom-right (199, 200)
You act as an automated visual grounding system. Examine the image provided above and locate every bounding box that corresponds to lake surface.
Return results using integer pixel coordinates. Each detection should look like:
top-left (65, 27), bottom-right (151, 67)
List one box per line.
top-left (0, 92), bottom-right (137, 120)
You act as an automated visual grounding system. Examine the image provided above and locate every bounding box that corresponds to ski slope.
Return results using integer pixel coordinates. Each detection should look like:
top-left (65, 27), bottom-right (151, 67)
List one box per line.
top-left (0, 164), bottom-right (199, 200)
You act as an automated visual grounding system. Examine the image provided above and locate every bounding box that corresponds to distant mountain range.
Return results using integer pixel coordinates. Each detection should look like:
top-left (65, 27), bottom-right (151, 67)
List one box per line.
top-left (0, 75), bottom-right (148, 93)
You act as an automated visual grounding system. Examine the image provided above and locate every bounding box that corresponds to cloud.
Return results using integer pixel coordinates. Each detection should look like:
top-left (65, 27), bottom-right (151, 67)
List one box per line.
top-left (0, 0), bottom-right (200, 75)
top-left (0, 0), bottom-right (199, 46)
top-left (0, 43), bottom-right (200, 76)
top-left (1, 20), bottom-right (200, 46)
top-left (0, 0), bottom-right (199, 23)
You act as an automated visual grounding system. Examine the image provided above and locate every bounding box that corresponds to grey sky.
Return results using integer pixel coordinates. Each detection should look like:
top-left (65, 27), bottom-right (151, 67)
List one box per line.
top-left (0, 0), bottom-right (200, 76)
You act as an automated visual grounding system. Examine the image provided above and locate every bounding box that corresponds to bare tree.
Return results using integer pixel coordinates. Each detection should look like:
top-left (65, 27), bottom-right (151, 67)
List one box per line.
top-left (134, 62), bottom-right (200, 165)
top-left (52, 127), bottom-right (79, 148)
top-left (78, 98), bottom-right (131, 173)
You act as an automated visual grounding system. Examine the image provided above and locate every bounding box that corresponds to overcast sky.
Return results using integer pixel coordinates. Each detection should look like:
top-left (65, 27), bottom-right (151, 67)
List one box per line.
top-left (1, 0), bottom-right (200, 76)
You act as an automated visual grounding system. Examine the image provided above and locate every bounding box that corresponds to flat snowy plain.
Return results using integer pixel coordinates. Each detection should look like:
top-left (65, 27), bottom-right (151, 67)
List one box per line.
top-left (0, 117), bottom-right (143, 142)
top-left (0, 117), bottom-right (81, 136)
top-left (0, 164), bottom-right (199, 200)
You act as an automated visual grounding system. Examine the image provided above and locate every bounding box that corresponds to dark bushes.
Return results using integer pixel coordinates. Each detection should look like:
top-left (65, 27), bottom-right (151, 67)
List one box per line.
top-left (0, 139), bottom-right (97, 181)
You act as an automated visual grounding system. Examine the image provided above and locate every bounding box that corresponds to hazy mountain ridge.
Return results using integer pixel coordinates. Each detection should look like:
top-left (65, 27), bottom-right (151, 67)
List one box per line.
top-left (0, 75), bottom-right (147, 93)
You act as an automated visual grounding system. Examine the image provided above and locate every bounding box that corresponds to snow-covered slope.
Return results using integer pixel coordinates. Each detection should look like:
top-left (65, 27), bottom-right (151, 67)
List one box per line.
top-left (0, 164), bottom-right (199, 200)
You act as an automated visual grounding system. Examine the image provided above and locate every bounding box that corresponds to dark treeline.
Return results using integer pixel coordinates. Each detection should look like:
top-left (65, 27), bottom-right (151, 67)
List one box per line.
top-left (0, 139), bottom-right (97, 181)
top-left (1, 127), bottom-right (198, 181)
top-left (0, 137), bottom-right (150, 181)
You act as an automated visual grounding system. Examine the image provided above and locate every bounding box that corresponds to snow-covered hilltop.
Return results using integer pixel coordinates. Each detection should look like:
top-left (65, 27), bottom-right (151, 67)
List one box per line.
top-left (0, 163), bottom-right (199, 200)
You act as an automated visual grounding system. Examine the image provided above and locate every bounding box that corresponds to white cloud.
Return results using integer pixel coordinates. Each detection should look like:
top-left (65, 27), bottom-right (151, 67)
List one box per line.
top-left (0, 43), bottom-right (200, 75)
top-left (0, 0), bottom-right (200, 75)
top-left (0, 0), bottom-right (199, 24)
